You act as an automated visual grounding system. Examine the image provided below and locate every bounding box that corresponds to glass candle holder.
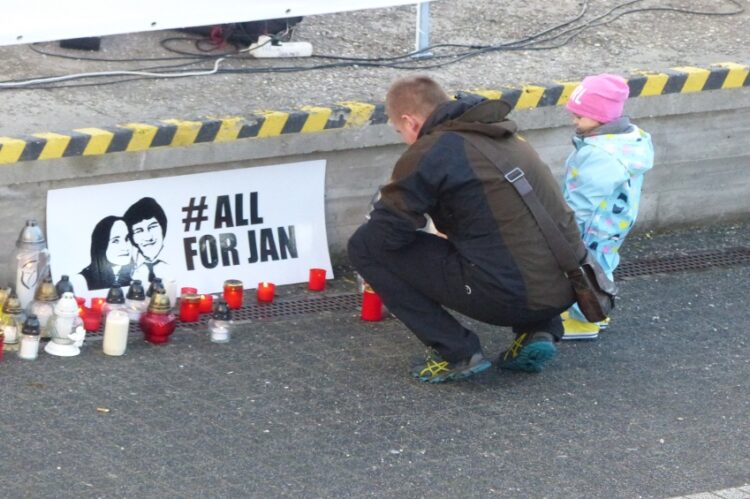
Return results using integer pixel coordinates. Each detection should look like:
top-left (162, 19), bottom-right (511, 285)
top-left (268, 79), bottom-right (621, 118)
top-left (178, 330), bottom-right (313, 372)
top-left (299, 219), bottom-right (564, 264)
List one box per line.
top-left (125, 280), bottom-right (147, 322)
top-left (140, 291), bottom-right (176, 344)
top-left (223, 280), bottom-right (244, 309)
top-left (179, 293), bottom-right (201, 323)
top-left (308, 268), bottom-right (326, 291)
top-left (361, 285), bottom-right (383, 322)
top-left (208, 300), bottom-right (232, 344)
top-left (18, 315), bottom-right (41, 360)
top-left (199, 294), bottom-right (214, 314)
top-left (256, 282), bottom-right (275, 303)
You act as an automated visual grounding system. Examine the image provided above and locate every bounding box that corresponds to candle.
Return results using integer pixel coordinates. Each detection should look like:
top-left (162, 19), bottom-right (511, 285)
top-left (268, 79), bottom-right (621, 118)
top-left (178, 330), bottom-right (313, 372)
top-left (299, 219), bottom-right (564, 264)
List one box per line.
top-left (91, 298), bottom-right (106, 316)
top-left (81, 308), bottom-right (102, 332)
top-left (256, 282), bottom-right (275, 303)
top-left (208, 300), bottom-right (232, 344)
top-left (164, 280), bottom-right (178, 309)
top-left (18, 315), bottom-right (41, 360)
top-left (140, 292), bottom-right (176, 344)
top-left (308, 268), bottom-right (327, 291)
top-left (75, 296), bottom-right (86, 317)
top-left (223, 280), bottom-right (244, 309)
top-left (179, 293), bottom-right (201, 323)
top-left (180, 287), bottom-right (198, 295)
top-left (361, 285), bottom-right (383, 322)
top-left (199, 294), bottom-right (214, 314)
top-left (103, 310), bottom-right (129, 356)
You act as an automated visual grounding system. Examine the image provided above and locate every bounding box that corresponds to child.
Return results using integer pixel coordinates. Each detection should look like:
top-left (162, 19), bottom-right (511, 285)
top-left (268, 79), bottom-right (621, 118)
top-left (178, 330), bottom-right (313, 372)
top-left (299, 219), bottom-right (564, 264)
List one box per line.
top-left (561, 73), bottom-right (654, 340)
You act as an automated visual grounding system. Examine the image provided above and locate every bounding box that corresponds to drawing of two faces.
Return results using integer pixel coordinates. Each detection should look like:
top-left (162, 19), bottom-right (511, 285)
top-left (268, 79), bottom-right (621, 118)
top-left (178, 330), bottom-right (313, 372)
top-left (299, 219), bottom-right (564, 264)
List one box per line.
top-left (79, 197), bottom-right (168, 291)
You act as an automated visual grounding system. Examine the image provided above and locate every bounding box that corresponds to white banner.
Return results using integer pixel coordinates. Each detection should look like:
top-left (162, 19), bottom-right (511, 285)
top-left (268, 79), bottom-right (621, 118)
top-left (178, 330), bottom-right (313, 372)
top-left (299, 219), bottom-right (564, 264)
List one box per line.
top-left (47, 161), bottom-right (332, 300)
top-left (0, 1), bottom-right (429, 46)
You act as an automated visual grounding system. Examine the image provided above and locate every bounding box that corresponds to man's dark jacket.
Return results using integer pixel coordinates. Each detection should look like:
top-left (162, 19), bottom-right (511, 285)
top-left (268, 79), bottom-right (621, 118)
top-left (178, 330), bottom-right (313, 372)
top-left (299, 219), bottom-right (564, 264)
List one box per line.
top-left (369, 96), bottom-right (585, 311)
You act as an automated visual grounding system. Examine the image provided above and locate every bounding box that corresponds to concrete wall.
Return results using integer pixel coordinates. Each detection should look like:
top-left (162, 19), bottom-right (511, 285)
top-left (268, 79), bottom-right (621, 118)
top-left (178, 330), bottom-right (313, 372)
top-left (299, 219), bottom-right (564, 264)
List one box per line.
top-left (1, 87), bottom-right (748, 276)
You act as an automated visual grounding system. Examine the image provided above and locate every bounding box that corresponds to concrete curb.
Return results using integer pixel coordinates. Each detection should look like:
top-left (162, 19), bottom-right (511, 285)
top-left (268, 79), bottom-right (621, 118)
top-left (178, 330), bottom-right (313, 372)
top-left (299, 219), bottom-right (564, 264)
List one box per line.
top-left (0, 62), bottom-right (747, 165)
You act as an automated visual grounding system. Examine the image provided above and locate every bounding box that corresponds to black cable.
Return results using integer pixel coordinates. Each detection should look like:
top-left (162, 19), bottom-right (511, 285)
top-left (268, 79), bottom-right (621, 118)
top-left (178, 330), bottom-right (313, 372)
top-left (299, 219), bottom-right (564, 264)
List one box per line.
top-left (5, 0), bottom-right (745, 90)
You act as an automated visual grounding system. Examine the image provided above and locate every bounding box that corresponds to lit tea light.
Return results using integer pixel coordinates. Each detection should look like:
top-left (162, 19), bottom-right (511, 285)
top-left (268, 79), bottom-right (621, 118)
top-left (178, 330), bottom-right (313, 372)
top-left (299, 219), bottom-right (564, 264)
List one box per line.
top-left (256, 282), bottom-right (275, 303)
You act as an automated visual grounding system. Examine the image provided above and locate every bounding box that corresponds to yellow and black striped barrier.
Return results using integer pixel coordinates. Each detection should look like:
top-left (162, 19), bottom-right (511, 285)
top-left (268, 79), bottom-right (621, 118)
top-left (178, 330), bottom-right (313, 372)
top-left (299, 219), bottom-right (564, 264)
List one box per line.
top-left (0, 62), bottom-right (747, 165)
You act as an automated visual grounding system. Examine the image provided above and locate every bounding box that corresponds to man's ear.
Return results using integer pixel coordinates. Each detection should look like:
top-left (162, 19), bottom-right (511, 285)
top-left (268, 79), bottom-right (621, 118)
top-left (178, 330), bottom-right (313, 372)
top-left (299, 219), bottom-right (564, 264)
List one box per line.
top-left (401, 114), bottom-right (423, 134)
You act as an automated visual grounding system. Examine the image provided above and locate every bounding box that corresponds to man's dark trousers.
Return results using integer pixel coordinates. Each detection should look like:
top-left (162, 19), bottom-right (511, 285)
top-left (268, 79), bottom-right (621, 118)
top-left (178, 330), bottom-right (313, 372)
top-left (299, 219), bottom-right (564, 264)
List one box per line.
top-left (348, 223), bottom-right (568, 363)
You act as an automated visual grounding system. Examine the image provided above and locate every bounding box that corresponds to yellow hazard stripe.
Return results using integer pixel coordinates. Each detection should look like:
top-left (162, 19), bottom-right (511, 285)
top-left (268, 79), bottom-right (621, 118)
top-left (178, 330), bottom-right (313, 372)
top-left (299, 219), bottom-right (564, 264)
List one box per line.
top-left (716, 62), bottom-right (749, 89)
top-left (212, 116), bottom-right (245, 142)
top-left (638, 72), bottom-right (669, 96)
top-left (0, 137), bottom-right (27, 164)
top-left (162, 119), bottom-right (203, 146)
top-left (555, 81), bottom-right (581, 105)
top-left (672, 66), bottom-right (711, 93)
top-left (300, 106), bottom-right (333, 133)
top-left (121, 123), bottom-right (159, 152)
top-left (32, 132), bottom-right (71, 160)
top-left (515, 85), bottom-right (546, 109)
top-left (75, 128), bottom-right (114, 156)
top-left (340, 102), bottom-right (375, 128)
top-left (257, 111), bottom-right (289, 138)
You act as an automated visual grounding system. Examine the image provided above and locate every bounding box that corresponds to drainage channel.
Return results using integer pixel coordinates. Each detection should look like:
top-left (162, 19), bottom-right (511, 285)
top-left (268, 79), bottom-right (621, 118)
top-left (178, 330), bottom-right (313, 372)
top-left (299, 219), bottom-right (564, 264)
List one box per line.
top-left (84, 246), bottom-right (750, 340)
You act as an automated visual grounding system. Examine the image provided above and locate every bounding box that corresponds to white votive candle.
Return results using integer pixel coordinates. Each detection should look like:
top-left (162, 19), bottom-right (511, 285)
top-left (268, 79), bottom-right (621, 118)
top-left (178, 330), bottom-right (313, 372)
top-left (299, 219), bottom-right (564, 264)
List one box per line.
top-left (103, 310), bottom-right (129, 356)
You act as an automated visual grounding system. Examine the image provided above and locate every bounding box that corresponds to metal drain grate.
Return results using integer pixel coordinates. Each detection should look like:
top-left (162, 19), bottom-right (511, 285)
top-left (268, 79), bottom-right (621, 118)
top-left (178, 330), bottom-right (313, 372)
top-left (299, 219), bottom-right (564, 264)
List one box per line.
top-left (82, 246), bottom-right (750, 340)
top-left (85, 294), bottom-right (363, 341)
top-left (614, 247), bottom-right (750, 280)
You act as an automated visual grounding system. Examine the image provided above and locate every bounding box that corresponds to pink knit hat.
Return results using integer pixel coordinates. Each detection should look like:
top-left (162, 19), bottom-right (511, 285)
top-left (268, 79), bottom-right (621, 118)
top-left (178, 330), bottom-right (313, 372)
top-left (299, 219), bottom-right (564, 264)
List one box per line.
top-left (565, 74), bottom-right (630, 124)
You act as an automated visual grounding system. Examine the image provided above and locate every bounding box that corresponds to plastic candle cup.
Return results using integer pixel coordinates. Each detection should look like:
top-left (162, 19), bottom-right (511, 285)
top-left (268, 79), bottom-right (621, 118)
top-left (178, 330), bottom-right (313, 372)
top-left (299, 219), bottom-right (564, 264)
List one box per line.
top-left (75, 296), bottom-right (86, 317)
top-left (256, 282), bottom-right (275, 303)
top-left (91, 298), bottom-right (106, 316)
top-left (179, 293), bottom-right (201, 323)
top-left (103, 310), bottom-right (129, 356)
top-left (199, 294), bottom-right (214, 314)
top-left (361, 285), bottom-right (383, 322)
top-left (180, 287), bottom-right (198, 295)
top-left (81, 308), bottom-right (102, 332)
top-left (223, 280), bottom-right (244, 309)
top-left (308, 268), bottom-right (327, 291)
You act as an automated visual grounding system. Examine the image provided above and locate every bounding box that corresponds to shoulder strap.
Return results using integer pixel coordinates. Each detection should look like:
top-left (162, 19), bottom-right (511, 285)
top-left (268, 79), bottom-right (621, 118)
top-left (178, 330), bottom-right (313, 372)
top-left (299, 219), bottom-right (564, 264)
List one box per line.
top-left (458, 132), bottom-right (581, 273)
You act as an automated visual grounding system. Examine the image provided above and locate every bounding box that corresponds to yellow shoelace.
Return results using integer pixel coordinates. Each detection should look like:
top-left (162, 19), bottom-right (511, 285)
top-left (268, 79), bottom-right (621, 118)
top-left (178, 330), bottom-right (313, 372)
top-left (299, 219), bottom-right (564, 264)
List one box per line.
top-left (419, 358), bottom-right (450, 377)
top-left (504, 333), bottom-right (528, 360)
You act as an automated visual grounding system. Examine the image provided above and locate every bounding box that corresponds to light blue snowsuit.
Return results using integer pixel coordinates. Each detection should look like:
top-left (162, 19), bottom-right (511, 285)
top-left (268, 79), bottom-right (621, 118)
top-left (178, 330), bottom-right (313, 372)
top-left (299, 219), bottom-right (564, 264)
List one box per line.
top-left (563, 117), bottom-right (654, 322)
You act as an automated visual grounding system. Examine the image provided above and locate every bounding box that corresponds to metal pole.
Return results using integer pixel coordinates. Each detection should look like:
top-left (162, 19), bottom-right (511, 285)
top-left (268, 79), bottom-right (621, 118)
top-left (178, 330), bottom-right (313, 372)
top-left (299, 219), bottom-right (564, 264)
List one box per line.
top-left (413, 2), bottom-right (432, 58)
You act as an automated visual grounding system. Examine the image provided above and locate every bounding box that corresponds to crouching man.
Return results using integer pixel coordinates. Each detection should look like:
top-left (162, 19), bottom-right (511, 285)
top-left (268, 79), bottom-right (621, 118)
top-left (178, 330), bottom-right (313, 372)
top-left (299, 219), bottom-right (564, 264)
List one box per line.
top-left (348, 76), bottom-right (586, 383)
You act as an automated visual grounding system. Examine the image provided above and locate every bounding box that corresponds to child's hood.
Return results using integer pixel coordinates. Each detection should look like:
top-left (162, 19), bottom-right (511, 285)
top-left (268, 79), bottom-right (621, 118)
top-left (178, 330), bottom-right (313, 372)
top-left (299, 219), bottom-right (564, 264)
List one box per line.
top-left (575, 119), bottom-right (654, 176)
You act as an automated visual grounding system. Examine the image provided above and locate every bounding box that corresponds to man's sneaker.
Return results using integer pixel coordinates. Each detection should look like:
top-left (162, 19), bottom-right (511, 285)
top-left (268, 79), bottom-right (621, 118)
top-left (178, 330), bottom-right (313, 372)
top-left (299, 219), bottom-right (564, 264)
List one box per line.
top-left (562, 315), bottom-right (600, 341)
top-left (411, 349), bottom-right (491, 384)
top-left (496, 332), bottom-right (557, 373)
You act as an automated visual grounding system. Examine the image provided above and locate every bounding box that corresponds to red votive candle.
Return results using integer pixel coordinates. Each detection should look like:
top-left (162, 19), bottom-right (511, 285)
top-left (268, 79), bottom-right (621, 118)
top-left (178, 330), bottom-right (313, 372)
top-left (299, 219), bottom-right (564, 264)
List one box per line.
top-left (180, 287), bottom-right (198, 295)
top-left (256, 282), bottom-right (275, 303)
top-left (82, 308), bottom-right (102, 332)
top-left (179, 293), bottom-right (201, 323)
top-left (223, 280), bottom-right (244, 309)
top-left (361, 286), bottom-right (383, 321)
top-left (199, 294), bottom-right (214, 314)
top-left (91, 297), bottom-right (106, 316)
top-left (308, 268), bottom-right (327, 291)
top-left (75, 296), bottom-right (86, 317)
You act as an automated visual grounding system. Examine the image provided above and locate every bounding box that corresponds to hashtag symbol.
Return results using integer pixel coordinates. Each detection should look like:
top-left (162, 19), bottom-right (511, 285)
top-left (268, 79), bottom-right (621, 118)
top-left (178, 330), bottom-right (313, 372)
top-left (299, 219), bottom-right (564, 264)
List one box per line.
top-left (182, 196), bottom-right (209, 231)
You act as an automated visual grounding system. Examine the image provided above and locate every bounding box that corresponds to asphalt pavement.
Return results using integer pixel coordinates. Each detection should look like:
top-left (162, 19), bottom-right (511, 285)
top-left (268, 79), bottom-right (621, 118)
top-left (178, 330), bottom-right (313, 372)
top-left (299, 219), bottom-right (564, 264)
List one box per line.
top-left (0, 222), bottom-right (748, 498)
